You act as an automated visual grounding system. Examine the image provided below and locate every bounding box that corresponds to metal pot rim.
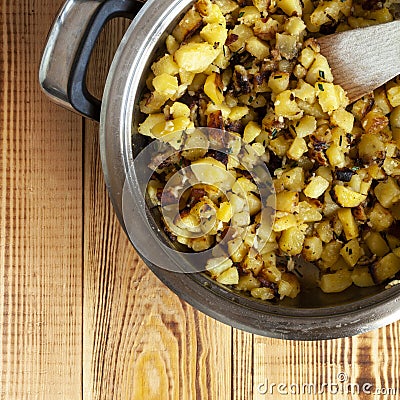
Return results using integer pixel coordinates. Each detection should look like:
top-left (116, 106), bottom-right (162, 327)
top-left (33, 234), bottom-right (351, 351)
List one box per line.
top-left (100, 0), bottom-right (400, 340)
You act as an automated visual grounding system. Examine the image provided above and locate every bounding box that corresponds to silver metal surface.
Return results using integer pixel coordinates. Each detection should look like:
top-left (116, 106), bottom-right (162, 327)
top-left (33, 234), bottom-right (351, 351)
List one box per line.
top-left (41, 0), bottom-right (400, 339)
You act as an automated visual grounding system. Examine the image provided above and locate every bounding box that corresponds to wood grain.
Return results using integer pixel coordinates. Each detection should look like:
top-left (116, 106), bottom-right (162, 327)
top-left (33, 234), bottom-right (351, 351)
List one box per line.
top-left (2, 1), bottom-right (400, 400)
top-left (0, 1), bottom-right (83, 399)
top-left (83, 19), bottom-right (232, 400)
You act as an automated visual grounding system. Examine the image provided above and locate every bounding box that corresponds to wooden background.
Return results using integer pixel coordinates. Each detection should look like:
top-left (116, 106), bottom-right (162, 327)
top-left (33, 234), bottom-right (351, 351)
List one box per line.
top-left (1, 1), bottom-right (399, 399)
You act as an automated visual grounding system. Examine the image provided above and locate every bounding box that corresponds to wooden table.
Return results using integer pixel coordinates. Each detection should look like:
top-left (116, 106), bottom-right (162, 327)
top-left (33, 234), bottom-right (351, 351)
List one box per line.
top-left (1, 1), bottom-right (399, 399)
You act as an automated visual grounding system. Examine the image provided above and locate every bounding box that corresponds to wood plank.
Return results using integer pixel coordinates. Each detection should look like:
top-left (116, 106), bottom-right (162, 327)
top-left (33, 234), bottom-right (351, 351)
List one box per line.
top-left (0, 1), bottom-right (83, 399)
top-left (233, 329), bottom-right (254, 400)
top-left (83, 19), bottom-right (232, 400)
top-left (252, 323), bottom-right (400, 400)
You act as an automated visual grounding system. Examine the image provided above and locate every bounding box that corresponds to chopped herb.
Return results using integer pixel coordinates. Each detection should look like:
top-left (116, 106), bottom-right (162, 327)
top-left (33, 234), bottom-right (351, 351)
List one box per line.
top-left (319, 70), bottom-right (325, 79)
top-left (318, 83), bottom-right (324, 91)
top-left (351, 166), bottom-right (360, 171)
top-left (274, 75), bottom-right (282, 79)
top-left (223, 46), bottom-right (226, 57)
top-left (249, 96), bottom-right (254, 103)
top-left (245, 65), bottom-right (252, 70)
top-left (177, 139), bottom-right (181, 143)
top-left (339, 135), bottom-right (343, 146)
top-left (271, 128), bottom-right (278, 138)
top-left (238, 11), bottom-right (245, 18)
top-left (227, 147), bottom-right (233, 154)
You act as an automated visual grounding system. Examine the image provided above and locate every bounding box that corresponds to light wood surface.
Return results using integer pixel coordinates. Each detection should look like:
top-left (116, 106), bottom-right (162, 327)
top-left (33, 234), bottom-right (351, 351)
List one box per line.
top-left (1, 1), bottom-right (400, 400)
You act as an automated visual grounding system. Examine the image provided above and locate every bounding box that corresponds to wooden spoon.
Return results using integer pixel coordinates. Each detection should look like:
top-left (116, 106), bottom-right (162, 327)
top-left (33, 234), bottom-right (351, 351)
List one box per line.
top-left (317, 20), bottom-right (400, 103)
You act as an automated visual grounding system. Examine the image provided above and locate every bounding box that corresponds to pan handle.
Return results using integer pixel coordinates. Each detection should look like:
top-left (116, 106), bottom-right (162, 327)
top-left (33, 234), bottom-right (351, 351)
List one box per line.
top-left (39, 0), bottom-right (144, 121)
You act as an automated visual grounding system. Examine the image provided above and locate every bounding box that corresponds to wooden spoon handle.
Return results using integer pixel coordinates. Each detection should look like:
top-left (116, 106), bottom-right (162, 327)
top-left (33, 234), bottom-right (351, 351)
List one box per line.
top-left (318, 20), bottom-right (400, 102)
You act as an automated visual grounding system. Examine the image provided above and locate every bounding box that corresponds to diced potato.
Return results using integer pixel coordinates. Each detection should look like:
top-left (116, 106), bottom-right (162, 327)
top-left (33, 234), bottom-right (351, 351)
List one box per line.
top-left (368, 202), bottom-right (394, 232)
top-left (280, 167), bottom-right (305, 191)
top-left (340, 238), bottom-right (362, 267)
top-left (268, 72), bottom-right (290, 94)
top-left (358, 133), bottom-right (385, 163)
top-left (278, 272), bottom-right (300, 299)
top-left (352, 266), bottom-right (375, 287)
top-left (152, 73), bottom-right (178, 97)
top-left (311, 0), bottom-right (351, 26)
top-left (387, 85), bottom-right (400, 108)
top-left (284, 16), bottom-right (306, 35)
top-left (138, 113), bottom-right (166, 137)
top-left (326, 144), bottom-right (345, 168)
top-left (331, 108), bottom-right (354, 133)
top-left (170, 102), bottom-right (190, 119)
top-left (238, 6), bottom-right (261, 25)
top-left (364, 231), bottom-right (390, 257)
top-left (174, 43), bottom-right (220, 74)
top-left (151, 54), bottom-right (179, 76)
top-left (316, 166), bottom-right (332, 184)
top-left (251, 287), bottom-right (275, 300)
top-left (269, 135), bottom-right (291, 156)
top-left (321, 241), bottom-right (342, 266)
top-left (216, 267), bottom-right (239, 284)
top-left (214, 0), bottom-right (239, 14)
top-left (246, 36), bottom-right (270, 60)
top-left (140, 91), bottom-right (169, 114)
top-left (337, 208), bottom-right (358, 240)
top-left (316, 220), bottom-right (333, 243)
top-left (319, 269), bottom-right (352, 293)
top-left (371, 252), bottom-right (400, 283)
top-left (374, 87), bottom-right (392, 115)
top-left (166, 35), bottom-right (179, 54)
top-left (296, 201), bottom-right (322, 223)
top-left (277, 0), bottom-right (302, 17)
top-left (200, 23), bottom-right (227, 50)
top-left (287, 137), bottom-right (308, 161)
top-left (276, 33), bottom-right (298, 60)
top-left (229, 106), bottom-right (249, 121)
top-left (227, 24), bottom-right (254, 53)
top-left (204, 73), bottom-right (224, 105)
top-left (361, 109), bottom-right (389, 135)
top-left (206, 256), bottom-right (233, 278)
top-left (273, 214), bottom-right (297, 232)
top-left (299, 47), bottom-right (315, 69)
top-left (236, 273), bottom-right (261, 291)
top-left (304, 176), bottom-right (329, 199)
top-left (243, 254), bottom-right (264, 275)
top-left (254, 17), bottom-right (280, 41)
top-left (261, 261), bottom-right (282, 283)
top-left (291, 115), bottom-right (317, 138)
top-left (276, 191), bottom-right (299, 212)
top-left (374, 177), bottom-right (400, 208)
top-left (229, 238), bottom-right (249, 263)
top-left (172, 9), bottom-right (203, 42)
top-left (315, 82), bottom-right (343, 113)
top-left (191, 157), bottom-right (234, 189)
top-left (243, 121), bottom-right (262, 143)
top-left (279, 226), bottom-right (305, 255)
top-left (333, 185), bottom-right (367, 208)
top-left (216, 201), bottom-right (233, 223)
top-left (274, 90), bottom-right (303, 119)
top-left (306, 54), bottom-right (334, 85)
top-left (302, 236), bottom-right (323, 261)
top-left (234, 177), bottom-right (258, 194)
